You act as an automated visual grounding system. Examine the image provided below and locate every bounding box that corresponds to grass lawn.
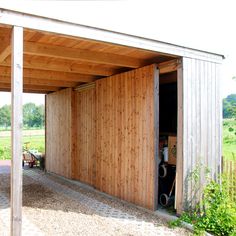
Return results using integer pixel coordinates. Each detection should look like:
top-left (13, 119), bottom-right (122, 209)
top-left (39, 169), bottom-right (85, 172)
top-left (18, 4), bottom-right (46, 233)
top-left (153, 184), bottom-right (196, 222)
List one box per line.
top-left (0, 130), bottom-right (45, 160)
top-left (223, 119), bottom-right (236, 160)
top-left (0, 121), bottom-right (235, 160)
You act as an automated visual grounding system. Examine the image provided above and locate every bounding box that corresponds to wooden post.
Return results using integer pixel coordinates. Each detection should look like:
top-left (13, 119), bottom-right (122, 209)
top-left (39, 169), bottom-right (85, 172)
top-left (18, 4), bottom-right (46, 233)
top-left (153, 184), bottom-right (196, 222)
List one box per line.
top-left (153, 65), bottom-right (159, 210)
top-left (11, 26), bottom-right (23, 236)
top-left (176, 59), bottom-right (183, 215)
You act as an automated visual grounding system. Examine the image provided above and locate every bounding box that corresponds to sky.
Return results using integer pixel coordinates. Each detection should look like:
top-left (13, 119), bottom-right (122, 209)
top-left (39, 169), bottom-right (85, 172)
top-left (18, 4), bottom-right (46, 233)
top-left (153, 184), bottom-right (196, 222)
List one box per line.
top-left (0, 0), bottom-right (235, 107)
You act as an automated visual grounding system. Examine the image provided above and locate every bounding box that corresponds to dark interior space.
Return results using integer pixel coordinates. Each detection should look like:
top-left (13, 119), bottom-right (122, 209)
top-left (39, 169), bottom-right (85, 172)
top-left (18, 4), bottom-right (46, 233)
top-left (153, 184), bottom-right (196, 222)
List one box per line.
top-left (159, 71), bottom-right (177, 134)
top-left (158, 71), bottom-right (177, 210)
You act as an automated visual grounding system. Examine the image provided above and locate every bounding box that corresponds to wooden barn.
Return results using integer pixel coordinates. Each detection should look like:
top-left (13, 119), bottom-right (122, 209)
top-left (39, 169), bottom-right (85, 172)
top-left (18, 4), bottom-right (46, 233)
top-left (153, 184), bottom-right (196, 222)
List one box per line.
top-left (0, 8), bottom-right (224, 234)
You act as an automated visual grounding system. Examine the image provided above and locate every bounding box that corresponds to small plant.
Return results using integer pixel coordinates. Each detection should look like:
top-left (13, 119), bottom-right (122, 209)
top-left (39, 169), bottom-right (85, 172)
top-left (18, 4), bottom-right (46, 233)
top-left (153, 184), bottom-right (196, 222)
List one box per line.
top-left (168, 218), bottom-right (182, 228)
top-left (194, 178), bottom-right (236, 235)
top-left (170, 166), bottom-right (236, 235)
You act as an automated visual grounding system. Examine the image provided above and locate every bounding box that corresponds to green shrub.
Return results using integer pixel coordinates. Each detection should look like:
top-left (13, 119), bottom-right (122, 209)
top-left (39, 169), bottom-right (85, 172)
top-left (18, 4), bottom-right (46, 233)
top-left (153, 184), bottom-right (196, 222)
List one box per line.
top-left (170, 177), bottom-right (236, 235)
top-left (194, 178), bottom-right (236, 235)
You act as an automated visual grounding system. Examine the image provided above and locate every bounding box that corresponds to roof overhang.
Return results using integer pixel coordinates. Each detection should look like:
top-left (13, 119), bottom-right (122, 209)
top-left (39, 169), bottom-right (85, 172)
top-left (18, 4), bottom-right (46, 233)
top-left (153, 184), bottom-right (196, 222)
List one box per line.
top-left (0, 8), bottom-right (224, 94)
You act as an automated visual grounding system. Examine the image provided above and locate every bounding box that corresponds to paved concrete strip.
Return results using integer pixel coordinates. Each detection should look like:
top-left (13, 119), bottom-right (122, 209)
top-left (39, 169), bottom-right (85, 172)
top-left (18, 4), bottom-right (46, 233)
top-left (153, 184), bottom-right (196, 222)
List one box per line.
top-left (0, 190), bottom-right (44, 236)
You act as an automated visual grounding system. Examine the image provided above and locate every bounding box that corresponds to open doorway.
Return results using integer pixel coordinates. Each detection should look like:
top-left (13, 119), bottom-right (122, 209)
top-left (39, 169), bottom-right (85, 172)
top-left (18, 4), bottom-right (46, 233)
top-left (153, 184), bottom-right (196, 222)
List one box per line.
top-left (158, 71), bottom-right (177, 211)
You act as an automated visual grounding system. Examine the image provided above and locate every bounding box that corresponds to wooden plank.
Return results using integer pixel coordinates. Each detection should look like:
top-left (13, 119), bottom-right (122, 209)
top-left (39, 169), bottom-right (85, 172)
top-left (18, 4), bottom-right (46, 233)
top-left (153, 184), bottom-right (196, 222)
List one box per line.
top-left (158, 59), bottom-right (179, 74)
top-left (71, 89), bottom-right (76, 180)
top-left (0, 87), bottom-right (50, 94)
top-left (0, 75), bottom-right (78, 87)
top-left (24, 41), bottom-right (143, 68)
top-left (2, 56), bottom-right (119, 76)
top-left (11, 25), bottom-right (23, 236)
top-left (0, 65), bottom-right (97, 83)
top-left (74, 86), bottom-right (96, 185)
top-left (74, 82), bottom-right (95, 92)
top-left (153, 65), bottom-right (159, 210)
top-left (45, 94), bottom-right (47, 171)
top-left (0, 82), bottom-right (60, 92)
top-left (176, 59), bottom-right (184, 214)
top-left (46, 88), bottom-right (73, 178)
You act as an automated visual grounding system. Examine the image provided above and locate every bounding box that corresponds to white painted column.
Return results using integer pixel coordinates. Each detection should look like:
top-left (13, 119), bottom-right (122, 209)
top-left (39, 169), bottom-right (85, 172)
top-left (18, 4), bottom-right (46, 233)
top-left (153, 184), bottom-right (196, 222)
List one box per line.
top-left (11, 26), bottom-right (23, 236)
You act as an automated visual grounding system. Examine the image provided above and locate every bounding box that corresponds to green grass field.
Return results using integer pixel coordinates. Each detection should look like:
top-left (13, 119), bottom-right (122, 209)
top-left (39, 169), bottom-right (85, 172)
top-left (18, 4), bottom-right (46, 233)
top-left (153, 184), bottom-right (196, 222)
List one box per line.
top-left (0, 131), bottom-right (45, 160)
top-left (0, 120), bottom-right (235, 160)
top-left (223, 119), bottom-right (236, 160)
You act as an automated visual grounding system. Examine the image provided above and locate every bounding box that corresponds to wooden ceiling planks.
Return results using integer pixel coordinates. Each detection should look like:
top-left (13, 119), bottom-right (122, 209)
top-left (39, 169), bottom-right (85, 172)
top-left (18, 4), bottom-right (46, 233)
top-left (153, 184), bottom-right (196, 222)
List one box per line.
top-left (24, 42), bottom-right (144, 68)
top-left (0, 26), bottom-right (179, 93)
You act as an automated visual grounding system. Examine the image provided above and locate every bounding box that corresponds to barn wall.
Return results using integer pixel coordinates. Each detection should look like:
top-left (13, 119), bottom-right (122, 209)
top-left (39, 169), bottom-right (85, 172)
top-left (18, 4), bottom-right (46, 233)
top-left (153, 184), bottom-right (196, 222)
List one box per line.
top-left (46, 88), bottom-right (73, 179)
top-left (180, 58), bottom-right (222, 211)
top-left (95, 64), bottom-right (158, 210)
top-left (74, 86), bottom-right (96, 186)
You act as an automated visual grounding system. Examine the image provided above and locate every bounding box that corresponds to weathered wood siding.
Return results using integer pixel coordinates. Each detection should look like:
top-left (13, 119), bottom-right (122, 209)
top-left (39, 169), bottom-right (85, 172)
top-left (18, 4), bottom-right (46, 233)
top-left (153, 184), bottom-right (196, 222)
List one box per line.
top-left (95, 64), bottom-right (158, 210)
top-left (74, 86), bottom-right (96, 186)
top-left (46, 88), bottom-right (73, 178)
top-left (180, 58), bottom-right (222, 211)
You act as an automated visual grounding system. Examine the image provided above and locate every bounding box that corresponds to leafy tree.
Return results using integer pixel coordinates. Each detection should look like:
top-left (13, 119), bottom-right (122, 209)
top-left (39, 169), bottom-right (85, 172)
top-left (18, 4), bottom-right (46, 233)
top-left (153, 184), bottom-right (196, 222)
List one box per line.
top-left (32, 104), bottom-right (45, 128)
top-left (223, 94), bottom-right (236, 118)
top-left (23, 103), bottom-right (45, 128)
top-left (23, 103), bottom-right (36, 128)
top-left (0, 103), bottom-right (44, 129)
top-left (0, 105), bottom-right (11, 128)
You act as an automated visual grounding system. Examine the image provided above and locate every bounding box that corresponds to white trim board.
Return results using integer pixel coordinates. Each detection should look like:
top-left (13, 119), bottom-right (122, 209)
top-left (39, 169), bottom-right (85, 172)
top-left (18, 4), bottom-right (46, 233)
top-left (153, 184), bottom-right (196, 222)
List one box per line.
top-left (0, 8), bottom-right (224, 63)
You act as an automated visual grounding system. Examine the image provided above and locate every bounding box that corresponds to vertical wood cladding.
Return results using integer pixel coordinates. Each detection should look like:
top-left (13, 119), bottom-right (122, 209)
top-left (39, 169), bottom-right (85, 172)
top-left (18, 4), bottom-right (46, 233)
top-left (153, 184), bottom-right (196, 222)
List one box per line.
top-left (95, 64), bottom-right (157, 210)
top-left (46, 88), bottom-right (73, 179)
top-left (74, 87), bottom-right (96, 186)
top-left (46, 65), bottom-right (158, 210)
top-left (181, 58), bottom-right (222, 210)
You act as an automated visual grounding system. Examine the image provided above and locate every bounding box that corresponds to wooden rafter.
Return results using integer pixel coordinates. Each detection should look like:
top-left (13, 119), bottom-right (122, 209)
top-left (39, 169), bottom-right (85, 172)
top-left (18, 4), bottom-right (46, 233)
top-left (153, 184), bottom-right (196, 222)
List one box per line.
top-left (2, 56), bottom-right (119, 76)
top-left (0, 82), bottom-right (60, 92)
top-left (24, 42), bottom-right (143, 68)
top-left (158, 59), bottom-right (180, 74)
top-left (0, 76), bottom-right (78, 87)
top-left (0, 66), bottom-right (97, 83)
top-left (0, 87), bottom-right (51, 94)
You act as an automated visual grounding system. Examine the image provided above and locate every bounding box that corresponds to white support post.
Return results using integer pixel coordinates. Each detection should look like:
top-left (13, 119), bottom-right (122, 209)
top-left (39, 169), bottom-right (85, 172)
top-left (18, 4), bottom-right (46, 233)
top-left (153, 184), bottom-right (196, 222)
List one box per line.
top-left (11, 26), bottom-right (23, 236)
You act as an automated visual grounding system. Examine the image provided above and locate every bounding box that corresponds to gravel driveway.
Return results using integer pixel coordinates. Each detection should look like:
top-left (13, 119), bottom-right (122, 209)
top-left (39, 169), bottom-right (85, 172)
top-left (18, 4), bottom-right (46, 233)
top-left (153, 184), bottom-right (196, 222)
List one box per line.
top-left (0, 161), bottom-right (190, 236)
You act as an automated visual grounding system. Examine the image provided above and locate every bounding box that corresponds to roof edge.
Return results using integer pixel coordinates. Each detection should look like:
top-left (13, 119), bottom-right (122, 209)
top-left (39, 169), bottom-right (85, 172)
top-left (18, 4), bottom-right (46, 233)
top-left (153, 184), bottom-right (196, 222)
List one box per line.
top-left (0, 8), bottom-right (224, 62)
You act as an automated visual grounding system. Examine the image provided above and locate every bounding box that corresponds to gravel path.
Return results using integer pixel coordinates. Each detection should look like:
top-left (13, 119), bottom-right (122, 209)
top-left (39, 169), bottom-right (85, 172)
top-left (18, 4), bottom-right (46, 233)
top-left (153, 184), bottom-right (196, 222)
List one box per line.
top-left (0, 162), bottom-right (191, 236)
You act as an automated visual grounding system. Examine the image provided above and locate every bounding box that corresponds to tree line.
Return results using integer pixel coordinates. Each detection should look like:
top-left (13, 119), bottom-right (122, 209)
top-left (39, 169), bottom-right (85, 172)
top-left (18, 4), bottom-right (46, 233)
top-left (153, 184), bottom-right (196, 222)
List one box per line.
top-left (223, 94), bottom-right (236, 118)
top-left (0, 94), bottom-right (234, 129)
top-left (0, 103), bottom-right (45, 129)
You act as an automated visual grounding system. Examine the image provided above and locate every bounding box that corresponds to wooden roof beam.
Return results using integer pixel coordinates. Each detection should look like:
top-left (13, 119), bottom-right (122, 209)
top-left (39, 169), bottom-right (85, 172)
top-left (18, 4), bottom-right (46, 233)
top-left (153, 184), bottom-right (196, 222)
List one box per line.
top-left (158, 59), bottom-right (180, 74)
top-left (0, 75), bottom-right (79, 87)
top-left (0, 65), bottom-right (96, 83)
top-left (2, 56), bottom-right (119, 76)
top-left (0, 87), bottom-right (52, 94)
top-left (0, 82), bottom-right (60, 92)
top-left (24, 41), bottom-right (143, 68)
